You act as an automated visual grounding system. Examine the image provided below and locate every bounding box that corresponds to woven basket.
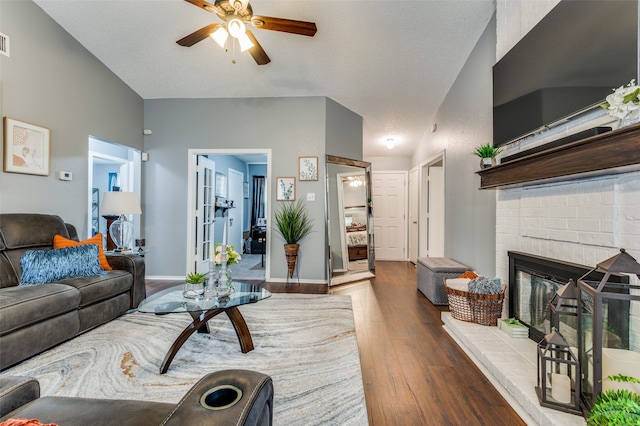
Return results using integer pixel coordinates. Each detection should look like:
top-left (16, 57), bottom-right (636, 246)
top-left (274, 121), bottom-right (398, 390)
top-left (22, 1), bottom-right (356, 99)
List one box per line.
top-left (445, 281), bottom-right (505, 326)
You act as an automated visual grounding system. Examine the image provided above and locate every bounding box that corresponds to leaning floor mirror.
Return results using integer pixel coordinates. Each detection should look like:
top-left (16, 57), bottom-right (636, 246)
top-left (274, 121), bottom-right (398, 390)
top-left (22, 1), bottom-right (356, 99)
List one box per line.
top-left (325, 155), bottom-right (375, 286)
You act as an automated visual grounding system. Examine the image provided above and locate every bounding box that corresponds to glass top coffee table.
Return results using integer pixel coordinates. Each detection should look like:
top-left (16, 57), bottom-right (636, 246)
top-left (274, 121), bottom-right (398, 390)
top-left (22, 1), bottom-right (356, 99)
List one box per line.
top-left (138, 282), bottom-right (271, 374)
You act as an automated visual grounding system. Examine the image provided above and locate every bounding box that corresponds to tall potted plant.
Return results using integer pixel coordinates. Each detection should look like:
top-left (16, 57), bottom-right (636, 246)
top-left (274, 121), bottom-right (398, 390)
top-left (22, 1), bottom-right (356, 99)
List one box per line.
top-left (274, 199), bottom-right (314, 278)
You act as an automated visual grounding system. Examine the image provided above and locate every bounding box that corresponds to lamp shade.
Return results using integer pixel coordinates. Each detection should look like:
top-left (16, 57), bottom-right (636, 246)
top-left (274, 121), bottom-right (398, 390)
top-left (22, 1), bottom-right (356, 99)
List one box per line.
top-left (101, 191), bottom-right (142, 215)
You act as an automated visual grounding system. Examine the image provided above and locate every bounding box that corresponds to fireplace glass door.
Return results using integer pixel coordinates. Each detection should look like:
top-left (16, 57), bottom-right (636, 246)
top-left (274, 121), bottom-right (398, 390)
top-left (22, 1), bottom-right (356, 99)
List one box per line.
top-left (515, 271), bottom-right (578, 347)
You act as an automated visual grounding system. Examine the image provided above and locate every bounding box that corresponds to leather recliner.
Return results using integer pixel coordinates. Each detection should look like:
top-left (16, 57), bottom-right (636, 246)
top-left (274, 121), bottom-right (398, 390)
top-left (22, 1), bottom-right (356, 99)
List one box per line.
top-left (0, 369), bottom-right (273, 426)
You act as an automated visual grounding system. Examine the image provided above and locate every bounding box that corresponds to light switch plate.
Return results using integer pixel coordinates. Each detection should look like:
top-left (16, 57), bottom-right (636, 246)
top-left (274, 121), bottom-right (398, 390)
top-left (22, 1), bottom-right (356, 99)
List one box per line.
top-left (307, 193), bottom-right (315, 201)
top-left (58, 171), bottom-right (72, 181)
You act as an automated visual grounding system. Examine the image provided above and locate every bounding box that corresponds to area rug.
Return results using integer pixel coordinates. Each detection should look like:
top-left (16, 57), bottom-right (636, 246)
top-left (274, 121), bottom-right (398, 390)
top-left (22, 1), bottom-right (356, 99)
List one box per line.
top-left (5, 294), bottom-right (368, 425)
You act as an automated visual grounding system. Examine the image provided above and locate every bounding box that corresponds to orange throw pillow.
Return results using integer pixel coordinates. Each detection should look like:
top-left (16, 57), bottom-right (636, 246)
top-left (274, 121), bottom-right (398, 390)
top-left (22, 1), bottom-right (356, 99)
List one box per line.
top-left (0, 419), bottom-right (57, 426)
top-left (53, 233), bottom-right (112, 271)
top-left (458, 271), bottom-right (479, 279)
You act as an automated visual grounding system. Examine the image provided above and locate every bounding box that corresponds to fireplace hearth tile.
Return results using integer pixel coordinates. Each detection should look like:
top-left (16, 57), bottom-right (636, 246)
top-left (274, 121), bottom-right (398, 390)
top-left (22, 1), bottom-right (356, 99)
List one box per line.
top-left (442, 312), bottom-right (586, 425)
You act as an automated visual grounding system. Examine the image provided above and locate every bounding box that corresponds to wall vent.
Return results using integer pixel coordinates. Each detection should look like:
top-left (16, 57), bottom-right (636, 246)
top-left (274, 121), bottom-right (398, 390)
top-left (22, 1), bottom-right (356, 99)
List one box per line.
top-left (0, 33), bottom-right (9, 57)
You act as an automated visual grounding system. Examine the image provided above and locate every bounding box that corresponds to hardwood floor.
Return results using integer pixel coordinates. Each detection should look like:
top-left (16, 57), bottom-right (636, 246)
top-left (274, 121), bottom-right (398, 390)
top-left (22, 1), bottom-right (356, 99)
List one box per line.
top-left (145, 261), bottom-right (525, 425)
top-left (330, 261), bottom-right (525, 425)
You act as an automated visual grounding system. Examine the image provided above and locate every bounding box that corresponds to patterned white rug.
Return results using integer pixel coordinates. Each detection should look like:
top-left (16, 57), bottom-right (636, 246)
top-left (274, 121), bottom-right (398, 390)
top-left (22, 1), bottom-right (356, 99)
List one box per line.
top-left (5, 294), bottom-right (368, 425)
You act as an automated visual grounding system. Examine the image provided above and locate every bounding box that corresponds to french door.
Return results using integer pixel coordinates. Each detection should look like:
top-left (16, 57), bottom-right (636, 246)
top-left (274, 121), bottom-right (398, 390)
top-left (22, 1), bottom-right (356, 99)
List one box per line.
top-left (194, 156), bottom-right (215, 274)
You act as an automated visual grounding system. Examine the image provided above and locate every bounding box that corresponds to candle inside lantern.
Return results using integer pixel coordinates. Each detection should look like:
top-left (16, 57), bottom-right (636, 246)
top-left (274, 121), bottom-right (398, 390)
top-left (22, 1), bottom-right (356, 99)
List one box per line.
top-left (551, 373), bottom-right (571, 404)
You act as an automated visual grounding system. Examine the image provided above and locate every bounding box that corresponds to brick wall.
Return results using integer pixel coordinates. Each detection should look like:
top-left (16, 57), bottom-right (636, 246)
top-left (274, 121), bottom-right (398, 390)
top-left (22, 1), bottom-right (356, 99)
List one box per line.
top-left (496, 171), bottom-right (640, 352)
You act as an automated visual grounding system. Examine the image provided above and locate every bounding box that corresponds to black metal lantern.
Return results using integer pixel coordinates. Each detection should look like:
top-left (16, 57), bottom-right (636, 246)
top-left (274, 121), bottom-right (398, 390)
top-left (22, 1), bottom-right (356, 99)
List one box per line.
top-left (577, 248), bottom-right (640, 410)
top-left (536, 330), bottom-right (582, 415)
top-left (549, 279), bottom-right (579, 348)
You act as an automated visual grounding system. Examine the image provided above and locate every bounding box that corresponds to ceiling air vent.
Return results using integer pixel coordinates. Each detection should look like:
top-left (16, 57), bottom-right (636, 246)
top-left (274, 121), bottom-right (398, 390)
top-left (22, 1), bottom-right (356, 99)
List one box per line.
top-left (0, 33), bottom-right (9, 57)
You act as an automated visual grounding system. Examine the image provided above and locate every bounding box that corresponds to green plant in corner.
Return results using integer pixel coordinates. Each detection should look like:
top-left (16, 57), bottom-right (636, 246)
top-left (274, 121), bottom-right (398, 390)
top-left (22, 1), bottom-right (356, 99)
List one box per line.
top-left (588, 374), bottom-right (640, 425)
top-left (273, 199), bottom-right (314, 278)
top-left (185, 272), bottom-right (207, 284)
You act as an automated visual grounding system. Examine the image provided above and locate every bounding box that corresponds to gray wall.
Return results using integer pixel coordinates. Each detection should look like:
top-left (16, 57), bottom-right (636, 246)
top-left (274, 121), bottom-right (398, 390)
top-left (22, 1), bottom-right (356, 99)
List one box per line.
top-left (1, 1), bottom-right (365, 282)
top-left (326, 98), bottom-right (363, 161)
top-left (143, 97), bottom-right (362, 281)
top-left (0, 1), bottom-right (144, 234)
top-left (411, 13), bottom-right (497, 274)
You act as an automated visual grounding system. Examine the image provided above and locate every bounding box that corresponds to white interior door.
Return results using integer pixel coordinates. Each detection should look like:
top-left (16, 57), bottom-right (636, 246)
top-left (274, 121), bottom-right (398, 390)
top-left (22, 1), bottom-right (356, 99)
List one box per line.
top-left (194, 156), bottom-right (215, 274)
top-left (227, 168), bottom-right (244, 252)
top-left (428, 165), bottom-right (444, 257)
top-left (409, 167), bottom-right (419, 263)
top-left (372, 171), bottom-right (407, 260)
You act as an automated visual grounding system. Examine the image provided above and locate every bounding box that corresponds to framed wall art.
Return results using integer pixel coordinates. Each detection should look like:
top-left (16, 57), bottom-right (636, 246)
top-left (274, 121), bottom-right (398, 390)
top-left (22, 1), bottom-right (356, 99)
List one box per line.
top-left (276, 176), bottom-right (295, 201)
top-left (215, 172), bottom-right (227, 197)
top-left (298, 156), bottom-right (318, 181)
top-left (3, 117), bottom-right (50, 176)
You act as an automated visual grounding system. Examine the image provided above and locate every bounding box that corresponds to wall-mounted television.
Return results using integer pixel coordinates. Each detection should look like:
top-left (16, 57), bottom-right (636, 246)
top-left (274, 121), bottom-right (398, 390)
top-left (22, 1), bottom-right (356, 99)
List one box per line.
top-left (493, 1), bottom-right (638, 147)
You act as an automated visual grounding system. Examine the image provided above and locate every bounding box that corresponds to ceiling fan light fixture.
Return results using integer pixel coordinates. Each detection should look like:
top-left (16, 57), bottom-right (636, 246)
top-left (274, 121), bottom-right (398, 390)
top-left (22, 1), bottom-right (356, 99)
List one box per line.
top-left (229, 0), bottom-right (249, 13)
top-left (238, 32), bottom-right (254, 52)
top-left (386, 138), bottom-right (395, 149)
top-left (227, 18), bottom-right (246, 39)
top-left (210, 26), bottom-right (229, 48)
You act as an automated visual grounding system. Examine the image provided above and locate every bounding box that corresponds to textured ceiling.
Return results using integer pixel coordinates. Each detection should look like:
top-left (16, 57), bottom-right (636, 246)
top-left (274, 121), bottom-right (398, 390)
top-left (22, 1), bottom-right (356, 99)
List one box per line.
top-left (33, 0), bottom-right (495, 158)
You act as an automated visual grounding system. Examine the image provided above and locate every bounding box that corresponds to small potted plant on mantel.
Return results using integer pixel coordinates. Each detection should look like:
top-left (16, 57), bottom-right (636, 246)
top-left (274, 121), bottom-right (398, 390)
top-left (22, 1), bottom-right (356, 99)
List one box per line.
top-left (473, 143), bottom-right (503, 169)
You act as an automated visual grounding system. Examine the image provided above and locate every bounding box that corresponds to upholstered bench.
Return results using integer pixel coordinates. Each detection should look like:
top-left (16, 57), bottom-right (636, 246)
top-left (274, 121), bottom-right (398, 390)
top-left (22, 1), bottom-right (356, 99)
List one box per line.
top-left (417, 257), bottom-right (469, 305)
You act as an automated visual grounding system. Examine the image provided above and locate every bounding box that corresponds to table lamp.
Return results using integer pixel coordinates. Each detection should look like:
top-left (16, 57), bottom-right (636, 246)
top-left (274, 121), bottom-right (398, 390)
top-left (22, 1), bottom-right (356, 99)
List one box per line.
top-left (101, 191), bottom-right (142, 252)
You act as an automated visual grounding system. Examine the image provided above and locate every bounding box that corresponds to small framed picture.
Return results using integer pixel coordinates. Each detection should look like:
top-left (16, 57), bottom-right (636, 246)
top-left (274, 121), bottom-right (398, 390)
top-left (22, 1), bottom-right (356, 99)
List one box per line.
top-left (298, 156), bottom-right (318, 181)
top-left (243, 181), bottom-right (249, 199)
top-left (276, 176), bottom-right (296, 200)
top-left (215, 172), bottom-right (227, 197)
top-left (3, 117), bottom-right (50, 176)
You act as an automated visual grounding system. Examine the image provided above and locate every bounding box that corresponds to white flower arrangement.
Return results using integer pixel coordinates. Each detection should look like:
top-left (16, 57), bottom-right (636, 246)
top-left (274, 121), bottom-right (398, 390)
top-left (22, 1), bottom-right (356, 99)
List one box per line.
top-left (213, 243), bottom-right (241, 266)
top-left (601, 79), bottom-right (640, 121)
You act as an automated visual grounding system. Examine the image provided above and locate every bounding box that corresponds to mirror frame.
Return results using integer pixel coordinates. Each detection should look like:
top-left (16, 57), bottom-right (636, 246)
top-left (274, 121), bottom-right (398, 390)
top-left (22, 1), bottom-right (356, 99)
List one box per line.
top-left (325, 155), bottom-right (375, 286)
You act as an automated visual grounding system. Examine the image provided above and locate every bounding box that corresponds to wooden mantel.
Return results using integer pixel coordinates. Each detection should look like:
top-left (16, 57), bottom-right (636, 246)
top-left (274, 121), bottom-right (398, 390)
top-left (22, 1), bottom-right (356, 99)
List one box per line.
top-left (477, 122), bottom-right (640, 189)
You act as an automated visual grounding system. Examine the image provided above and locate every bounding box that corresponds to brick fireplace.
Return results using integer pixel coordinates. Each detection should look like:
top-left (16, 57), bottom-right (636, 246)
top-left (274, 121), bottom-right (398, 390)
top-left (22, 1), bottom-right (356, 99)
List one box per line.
top-left (484, 123), bottom-right (640, 420)
top-left (495, 163), bottom-right (640, 354)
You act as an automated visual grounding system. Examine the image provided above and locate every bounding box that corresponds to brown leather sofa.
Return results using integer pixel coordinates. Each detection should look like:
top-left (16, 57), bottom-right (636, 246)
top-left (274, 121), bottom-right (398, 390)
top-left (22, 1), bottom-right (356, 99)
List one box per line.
top-left (0, 369), bottom-right (274, 425)
top-left (0, 213), bottom-right (146, 370)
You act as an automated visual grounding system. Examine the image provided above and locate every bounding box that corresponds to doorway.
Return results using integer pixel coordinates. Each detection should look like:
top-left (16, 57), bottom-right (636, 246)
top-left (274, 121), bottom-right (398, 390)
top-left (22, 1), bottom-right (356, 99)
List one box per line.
top-left (419, 152), bottom-right (445, 258)
top-left (186, 149), bottom-right (271, 281)
top-left (371, 170), bottom-right (407, 260)
top-left (88, 137), bottom-right (141, 242)
top-left (409, 166), bottom-right (419, 263)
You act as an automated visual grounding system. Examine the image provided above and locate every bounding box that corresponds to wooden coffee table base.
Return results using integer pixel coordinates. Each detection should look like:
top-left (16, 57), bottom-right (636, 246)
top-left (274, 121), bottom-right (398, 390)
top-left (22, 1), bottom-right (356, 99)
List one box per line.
top-left (159, 306), bottom-right (254, 374)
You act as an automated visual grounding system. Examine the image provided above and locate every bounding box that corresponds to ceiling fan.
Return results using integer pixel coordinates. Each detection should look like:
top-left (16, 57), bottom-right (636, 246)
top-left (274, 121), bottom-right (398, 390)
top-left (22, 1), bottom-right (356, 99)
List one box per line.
top-left (177, 0), bottom-right (317, 65)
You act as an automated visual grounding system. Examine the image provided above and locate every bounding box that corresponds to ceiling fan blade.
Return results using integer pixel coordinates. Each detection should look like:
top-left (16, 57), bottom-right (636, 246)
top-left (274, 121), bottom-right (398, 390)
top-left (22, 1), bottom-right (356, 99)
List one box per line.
top-left (246, 30), bottom-right (271, 65)
top-left (251, 16), bottom-right (317, 37)
top-left (184, 0), bottom-right (220, 14)
top-left (177, 23), bottom-right (222, 47)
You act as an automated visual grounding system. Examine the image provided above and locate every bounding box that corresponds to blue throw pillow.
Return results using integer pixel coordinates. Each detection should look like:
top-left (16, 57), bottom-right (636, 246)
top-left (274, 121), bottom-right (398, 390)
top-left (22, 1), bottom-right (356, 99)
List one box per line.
top-left (468, 276), bottom-right (502, 294)
top-left (20, 245), bottom-right (107, 286)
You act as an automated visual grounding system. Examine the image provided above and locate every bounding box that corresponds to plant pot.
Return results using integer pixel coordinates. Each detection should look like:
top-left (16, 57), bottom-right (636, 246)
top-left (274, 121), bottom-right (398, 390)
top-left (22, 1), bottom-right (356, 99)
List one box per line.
top-left (284, 243), bottom-right (299, 278)
top-left (480, 157), bottom-right (496, 169)
top-left (183, 282), bottom-right (204, 298)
